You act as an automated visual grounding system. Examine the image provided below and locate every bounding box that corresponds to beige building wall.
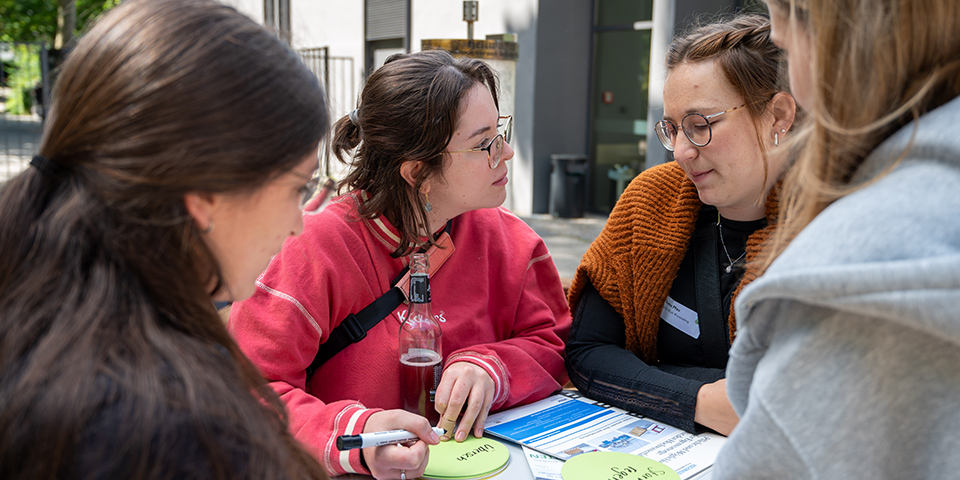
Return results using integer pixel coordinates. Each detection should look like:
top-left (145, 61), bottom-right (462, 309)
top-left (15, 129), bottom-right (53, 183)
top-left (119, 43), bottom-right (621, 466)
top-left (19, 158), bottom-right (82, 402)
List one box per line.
top-left (222, 0), bottom-right (538, 214)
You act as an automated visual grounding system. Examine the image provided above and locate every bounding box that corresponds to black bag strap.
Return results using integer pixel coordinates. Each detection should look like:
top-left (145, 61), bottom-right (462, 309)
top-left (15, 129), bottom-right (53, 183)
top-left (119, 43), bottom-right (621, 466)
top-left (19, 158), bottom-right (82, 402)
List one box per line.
top-left (305, 282), bottom-right (406, 379)
top-left (305, 220), bottom-right (453, 380)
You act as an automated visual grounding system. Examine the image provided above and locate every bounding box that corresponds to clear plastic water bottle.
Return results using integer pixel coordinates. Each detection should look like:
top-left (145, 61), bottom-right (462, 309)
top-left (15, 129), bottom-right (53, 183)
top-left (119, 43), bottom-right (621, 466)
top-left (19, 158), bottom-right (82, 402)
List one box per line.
top-left (399, 253), bottom-right (443, 423)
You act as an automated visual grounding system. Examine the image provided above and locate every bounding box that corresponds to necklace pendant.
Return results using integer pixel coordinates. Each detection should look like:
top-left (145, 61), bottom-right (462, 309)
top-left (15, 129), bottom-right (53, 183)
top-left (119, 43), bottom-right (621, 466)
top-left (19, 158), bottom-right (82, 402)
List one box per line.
top-left (725, 265), bottom-right (733, 273)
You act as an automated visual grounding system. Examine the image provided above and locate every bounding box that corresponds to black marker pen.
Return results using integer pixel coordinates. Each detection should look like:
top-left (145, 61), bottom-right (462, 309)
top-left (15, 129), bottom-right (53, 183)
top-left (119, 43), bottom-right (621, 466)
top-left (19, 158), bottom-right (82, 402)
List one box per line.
top-left (336, 427), bottom-right (445, 450)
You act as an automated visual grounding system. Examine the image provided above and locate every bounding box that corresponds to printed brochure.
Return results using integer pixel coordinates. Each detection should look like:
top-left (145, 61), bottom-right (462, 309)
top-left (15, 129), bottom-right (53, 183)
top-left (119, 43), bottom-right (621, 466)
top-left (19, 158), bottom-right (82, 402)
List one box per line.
top-left (484, 391), bottom-right (724, 479)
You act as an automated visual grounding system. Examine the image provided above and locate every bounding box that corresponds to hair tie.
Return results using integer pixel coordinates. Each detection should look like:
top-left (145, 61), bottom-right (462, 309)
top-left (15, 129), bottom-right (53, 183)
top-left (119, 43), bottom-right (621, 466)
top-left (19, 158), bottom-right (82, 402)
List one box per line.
top-left (30, 155), bottom-right (61, 178)
top-left (348, 109), bottom-right (360, 126)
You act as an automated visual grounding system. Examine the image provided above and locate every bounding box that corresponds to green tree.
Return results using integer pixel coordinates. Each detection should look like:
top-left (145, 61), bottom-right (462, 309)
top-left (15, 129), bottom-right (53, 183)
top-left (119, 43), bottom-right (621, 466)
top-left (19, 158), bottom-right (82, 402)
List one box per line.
top-left (1, 0), bottom-right (118, 114)
top-left (0, 0), bottom-right (120, 45)
top-left (5, 45), bottom-right (41, 114)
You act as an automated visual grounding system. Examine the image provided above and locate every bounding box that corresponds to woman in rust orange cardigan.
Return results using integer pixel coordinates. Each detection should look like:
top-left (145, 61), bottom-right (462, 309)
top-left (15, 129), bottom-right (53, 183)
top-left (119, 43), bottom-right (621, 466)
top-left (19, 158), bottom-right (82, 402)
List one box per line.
top-left (565, 15), bottom-right (796, 436)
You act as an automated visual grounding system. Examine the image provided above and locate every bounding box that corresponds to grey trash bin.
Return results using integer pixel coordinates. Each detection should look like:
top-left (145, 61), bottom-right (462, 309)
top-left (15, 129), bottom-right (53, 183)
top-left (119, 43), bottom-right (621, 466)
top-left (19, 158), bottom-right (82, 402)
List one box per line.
top-left (550, 154), bottom-right (588, 218)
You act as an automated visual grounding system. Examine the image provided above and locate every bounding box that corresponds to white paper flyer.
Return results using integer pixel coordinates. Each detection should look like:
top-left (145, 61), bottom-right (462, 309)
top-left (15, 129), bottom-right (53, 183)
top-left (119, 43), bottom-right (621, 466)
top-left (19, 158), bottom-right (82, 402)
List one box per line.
top-left (484, 391), bottom-right (724, 479)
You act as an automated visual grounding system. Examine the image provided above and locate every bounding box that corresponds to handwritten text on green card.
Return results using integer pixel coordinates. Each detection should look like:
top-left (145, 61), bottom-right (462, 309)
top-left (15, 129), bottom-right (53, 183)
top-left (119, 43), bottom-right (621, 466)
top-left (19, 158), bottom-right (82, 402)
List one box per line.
top-left (424, 435), bottom-right (510, 479)
top-left (561, 452), bottom-right (680, 480)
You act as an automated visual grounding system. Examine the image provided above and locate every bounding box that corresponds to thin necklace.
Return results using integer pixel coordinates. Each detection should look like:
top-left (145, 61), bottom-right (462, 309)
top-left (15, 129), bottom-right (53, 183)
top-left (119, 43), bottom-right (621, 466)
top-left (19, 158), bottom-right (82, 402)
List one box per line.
top-left (717, 213), bottom-right (747, 273)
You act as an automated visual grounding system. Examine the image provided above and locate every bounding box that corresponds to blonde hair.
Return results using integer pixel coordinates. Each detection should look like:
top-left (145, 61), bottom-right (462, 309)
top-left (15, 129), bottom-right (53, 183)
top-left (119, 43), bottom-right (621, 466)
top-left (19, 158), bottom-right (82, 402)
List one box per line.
top-left (766, 0), bottom-right (960, 266)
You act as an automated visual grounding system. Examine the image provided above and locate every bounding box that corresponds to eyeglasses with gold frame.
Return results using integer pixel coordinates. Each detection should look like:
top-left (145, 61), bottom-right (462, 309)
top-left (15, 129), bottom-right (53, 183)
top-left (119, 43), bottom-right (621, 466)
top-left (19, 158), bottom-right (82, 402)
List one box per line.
top-left (446, 115), bottom-right (513, 169)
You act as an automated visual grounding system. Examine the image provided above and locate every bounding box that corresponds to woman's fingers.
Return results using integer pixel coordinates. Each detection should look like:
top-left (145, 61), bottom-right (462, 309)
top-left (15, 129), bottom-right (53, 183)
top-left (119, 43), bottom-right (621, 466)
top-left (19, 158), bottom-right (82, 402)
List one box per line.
top-left (453, 382), bottom-right (489, 441)
top-left (362, 409), bottom-right (440, 478)
top-left (473, 393), bottom-right (493, 438)
top-left (364, 437), bottom-right (431, 479)
top-left (434, 363), bottom-right (495, 441)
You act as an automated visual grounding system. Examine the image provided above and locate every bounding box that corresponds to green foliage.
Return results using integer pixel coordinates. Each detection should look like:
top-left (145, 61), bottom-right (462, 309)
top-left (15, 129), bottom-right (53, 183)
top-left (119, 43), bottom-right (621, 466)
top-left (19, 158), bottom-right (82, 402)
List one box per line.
top-left (1, 0), bottom-right (118, 114)
top-left (0, 0), bottom-right (121, 44)
top-left (5, 45), bottom-right (41, 115)
top-left (0, 0), bottom-right (56, 44)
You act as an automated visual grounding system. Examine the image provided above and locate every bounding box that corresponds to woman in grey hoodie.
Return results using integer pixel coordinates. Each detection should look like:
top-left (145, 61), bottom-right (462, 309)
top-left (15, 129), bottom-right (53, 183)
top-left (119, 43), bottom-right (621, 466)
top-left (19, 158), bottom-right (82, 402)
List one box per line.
top-left (714, 0), bottom-right (960, 478)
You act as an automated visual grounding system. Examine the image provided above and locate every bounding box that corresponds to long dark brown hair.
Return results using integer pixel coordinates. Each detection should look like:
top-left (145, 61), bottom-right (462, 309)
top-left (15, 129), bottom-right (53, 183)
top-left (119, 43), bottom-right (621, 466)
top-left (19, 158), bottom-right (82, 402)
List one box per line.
top-left (0, 0), bottom-right (329, 478)
top-left (331, 49), bottom-right (499, 257)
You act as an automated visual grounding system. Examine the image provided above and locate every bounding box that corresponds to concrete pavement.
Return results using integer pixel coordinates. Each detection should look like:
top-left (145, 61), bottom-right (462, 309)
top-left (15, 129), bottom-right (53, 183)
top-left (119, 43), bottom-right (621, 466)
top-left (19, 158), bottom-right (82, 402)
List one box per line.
top-left (517, 213), bottom-right (607, 284)
top-left (0, 112), bottom-right (41, 182)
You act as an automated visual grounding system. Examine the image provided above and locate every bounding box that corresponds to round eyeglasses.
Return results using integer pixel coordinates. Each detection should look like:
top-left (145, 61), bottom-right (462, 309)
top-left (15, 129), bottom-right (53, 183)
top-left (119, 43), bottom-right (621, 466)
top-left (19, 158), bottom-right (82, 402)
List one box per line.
top-left (447, 115), bottom-right (513, 169)
top-left (655, 104), bottom-right (745, 151)
top-left (288, 170), bottom-right (336, 210)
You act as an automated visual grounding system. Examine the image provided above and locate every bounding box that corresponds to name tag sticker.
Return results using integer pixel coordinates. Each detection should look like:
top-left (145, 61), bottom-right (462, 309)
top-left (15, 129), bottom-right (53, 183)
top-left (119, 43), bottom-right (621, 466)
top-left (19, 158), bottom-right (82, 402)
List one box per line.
top-left (660, 296), bottom-right (699, 339)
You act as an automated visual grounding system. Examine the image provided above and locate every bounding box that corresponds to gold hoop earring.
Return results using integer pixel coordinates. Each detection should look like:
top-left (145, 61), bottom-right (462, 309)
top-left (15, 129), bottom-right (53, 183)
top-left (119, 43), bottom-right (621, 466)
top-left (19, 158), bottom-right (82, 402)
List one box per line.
top-left (203, 220), bottom-right (215, 234)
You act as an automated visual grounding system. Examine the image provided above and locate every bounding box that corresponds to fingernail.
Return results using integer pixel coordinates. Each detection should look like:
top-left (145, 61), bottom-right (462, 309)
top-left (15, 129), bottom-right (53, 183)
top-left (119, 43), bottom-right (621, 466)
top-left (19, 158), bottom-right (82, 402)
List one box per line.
top-left (456, 430), bottom-right (466, 442)
top-left (430, 431), bottom-right (440, 443)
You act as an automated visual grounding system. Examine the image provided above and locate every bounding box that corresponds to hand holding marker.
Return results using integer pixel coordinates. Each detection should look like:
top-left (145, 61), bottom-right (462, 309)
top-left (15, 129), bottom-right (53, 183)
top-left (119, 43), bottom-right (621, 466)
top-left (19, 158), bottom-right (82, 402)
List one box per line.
top-left (337, 427), bottom-right (446, 450)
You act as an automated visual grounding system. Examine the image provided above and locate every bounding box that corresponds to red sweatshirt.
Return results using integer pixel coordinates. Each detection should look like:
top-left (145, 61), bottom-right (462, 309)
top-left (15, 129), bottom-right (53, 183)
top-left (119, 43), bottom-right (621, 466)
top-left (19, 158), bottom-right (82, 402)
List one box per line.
top-left (228, 192), bottom-right (571, 476)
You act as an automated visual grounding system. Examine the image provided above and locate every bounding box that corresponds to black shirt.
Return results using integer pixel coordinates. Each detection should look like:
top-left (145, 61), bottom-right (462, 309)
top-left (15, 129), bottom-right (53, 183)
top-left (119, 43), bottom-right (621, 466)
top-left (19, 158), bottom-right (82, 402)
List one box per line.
top-left (565, 204), bottom-right (765, 433)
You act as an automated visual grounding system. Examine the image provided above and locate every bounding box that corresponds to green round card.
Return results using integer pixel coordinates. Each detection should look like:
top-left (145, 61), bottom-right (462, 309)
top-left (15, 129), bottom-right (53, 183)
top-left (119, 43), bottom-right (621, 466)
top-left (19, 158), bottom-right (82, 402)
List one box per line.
top-left (561, 452), bottom-right (679, 480)
top-left (423, 435), bottom-right (510, 479)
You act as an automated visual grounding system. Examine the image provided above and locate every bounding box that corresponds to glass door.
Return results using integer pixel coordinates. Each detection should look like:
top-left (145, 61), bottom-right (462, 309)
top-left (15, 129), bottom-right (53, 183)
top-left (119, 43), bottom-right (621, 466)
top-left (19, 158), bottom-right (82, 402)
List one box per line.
top-left (589, 0), bottom-right (654, 212)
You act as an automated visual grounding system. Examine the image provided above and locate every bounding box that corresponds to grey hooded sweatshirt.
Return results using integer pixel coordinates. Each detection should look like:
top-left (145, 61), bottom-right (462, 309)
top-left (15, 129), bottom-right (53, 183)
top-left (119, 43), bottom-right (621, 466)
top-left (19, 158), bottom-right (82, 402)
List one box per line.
top-left (714, 94), bottom-right (960, 479)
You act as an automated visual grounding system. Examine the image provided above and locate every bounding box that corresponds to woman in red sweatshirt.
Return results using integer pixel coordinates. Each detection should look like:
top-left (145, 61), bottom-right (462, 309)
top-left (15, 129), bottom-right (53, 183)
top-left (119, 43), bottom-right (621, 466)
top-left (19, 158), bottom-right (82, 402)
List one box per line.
top-left (229, 50), bottom-right (571, 479)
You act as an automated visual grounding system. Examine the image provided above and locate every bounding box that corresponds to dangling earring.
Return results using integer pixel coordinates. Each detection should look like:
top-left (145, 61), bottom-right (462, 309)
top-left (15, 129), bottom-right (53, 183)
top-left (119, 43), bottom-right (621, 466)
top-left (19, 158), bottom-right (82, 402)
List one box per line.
top-left (203, 220), bottom-right (215, 234)
top-left (422, 191), bottom-right (433, 212)
top-left (774, 132), bottom-right (779, 147)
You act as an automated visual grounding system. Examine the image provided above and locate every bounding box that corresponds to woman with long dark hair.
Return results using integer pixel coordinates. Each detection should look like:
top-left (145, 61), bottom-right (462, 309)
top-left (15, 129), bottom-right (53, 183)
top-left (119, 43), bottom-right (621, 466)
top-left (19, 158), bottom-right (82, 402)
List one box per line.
top-left (0, 0), bottom-right (331, 478)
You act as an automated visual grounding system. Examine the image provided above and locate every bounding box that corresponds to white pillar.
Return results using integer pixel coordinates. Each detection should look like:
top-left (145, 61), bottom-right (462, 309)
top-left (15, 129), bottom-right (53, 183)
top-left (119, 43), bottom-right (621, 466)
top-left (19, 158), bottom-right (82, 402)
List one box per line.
top-left (645, 0), bottom-right (675, 168)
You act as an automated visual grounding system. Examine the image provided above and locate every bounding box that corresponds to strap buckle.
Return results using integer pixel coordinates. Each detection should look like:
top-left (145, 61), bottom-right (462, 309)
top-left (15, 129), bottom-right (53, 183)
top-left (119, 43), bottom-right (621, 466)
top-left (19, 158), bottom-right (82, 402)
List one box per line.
top-left (340, 313), bottom-right (368, 343)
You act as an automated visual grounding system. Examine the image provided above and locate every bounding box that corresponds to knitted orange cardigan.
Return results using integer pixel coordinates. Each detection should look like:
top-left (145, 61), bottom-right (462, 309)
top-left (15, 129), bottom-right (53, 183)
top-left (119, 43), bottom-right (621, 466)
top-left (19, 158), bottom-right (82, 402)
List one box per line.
top-left (567, 161), bottom-right (778, 364)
